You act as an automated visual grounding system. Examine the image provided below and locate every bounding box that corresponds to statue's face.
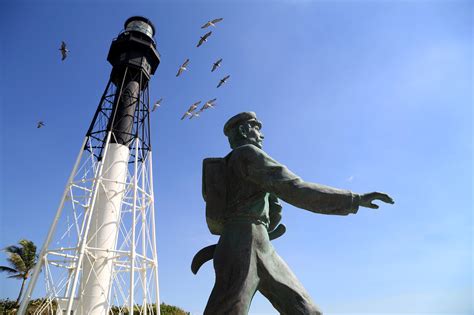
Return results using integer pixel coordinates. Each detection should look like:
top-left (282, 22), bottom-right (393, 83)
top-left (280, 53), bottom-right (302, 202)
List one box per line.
top-left (243, 122), bottom-right (264, 149)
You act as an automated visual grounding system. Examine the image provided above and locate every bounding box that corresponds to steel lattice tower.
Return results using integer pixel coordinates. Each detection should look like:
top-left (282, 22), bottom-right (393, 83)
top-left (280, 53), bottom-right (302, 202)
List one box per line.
top-left (19, 16), bottom-right (161, 315)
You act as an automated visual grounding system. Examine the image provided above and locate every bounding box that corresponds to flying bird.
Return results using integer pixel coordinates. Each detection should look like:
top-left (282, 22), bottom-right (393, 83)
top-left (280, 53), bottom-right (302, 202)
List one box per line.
top-left (217, 75), bottom-right (230, 88)
top-left (59, 41), bottom-right (69, 61)
top-left (181, 101), bottom-right (201, 120)
top-left (37, 121), bottom-right (45, 128)
top-left (152, 98), bottom-right (163, 112)
top-left (201, 18), bottom-right (224, 29)
top-left (181, 111), bottom-right (193, 120)
top-left (197, 31), bottom-right (212, 48)
top-left (176, 58), bottom-right (190, 77)
top-left (199, 98), bottom-right (217, 112)
top-left (211, 58), bottom-right (222, 72)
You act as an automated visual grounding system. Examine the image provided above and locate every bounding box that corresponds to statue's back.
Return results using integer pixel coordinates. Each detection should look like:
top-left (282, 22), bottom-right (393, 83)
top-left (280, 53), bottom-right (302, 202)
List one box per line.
top-left (202, 157), bottom-right (228, 235)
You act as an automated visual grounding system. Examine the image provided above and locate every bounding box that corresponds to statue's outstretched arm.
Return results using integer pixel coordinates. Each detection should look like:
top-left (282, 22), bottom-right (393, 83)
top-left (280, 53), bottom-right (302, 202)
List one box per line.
top-left (234, 144), bottom-right (393, 215)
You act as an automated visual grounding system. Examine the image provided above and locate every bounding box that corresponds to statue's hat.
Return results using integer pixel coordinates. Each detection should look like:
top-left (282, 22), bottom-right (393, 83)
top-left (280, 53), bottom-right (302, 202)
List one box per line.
top-left (223, 112), bottom-right (261, 136)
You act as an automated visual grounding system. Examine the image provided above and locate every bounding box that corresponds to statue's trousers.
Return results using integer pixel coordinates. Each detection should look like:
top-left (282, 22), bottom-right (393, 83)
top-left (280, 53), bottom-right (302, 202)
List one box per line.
top-left (203, 222), bottom-right (322, 315)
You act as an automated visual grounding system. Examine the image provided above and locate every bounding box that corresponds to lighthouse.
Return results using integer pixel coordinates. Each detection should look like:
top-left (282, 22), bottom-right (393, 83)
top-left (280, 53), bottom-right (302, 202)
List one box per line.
top-left (19, 16), bottom-right (161, 315)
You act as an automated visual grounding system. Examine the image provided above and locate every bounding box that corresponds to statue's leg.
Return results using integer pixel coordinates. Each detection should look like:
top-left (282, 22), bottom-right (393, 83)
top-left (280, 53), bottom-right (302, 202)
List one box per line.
top-left (204, 266), bottom-right (258, 315)
top-left (204, 225), bottom-right (260, 315)
top-left (257, 250), bottom-right (322, 315)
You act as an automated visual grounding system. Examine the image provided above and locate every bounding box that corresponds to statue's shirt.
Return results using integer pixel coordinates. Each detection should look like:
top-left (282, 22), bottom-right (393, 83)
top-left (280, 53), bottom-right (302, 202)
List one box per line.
top-left (225, 144), bottom-right (359, 229)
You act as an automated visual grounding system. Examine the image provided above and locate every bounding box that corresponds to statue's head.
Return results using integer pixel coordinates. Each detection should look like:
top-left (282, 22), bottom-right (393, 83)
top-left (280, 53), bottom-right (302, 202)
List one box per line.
top-left (224, 112), bottom-right (264, 149)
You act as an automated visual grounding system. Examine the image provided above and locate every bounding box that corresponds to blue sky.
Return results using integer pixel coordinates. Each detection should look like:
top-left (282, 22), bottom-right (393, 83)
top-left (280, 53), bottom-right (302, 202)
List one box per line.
top-left (0, 0), bottom-right (472, 314)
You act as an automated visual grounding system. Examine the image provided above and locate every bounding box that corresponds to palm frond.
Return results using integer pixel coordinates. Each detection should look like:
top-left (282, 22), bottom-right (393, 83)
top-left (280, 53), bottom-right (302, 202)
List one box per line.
top-left (19, 240), bottom-right (37, 269)
top-left (0, 266), bottom-right (18, 274)
top-left (7, 253), bottom-right (27, 273)
top-left (3, 245), bottom-right (21, 255)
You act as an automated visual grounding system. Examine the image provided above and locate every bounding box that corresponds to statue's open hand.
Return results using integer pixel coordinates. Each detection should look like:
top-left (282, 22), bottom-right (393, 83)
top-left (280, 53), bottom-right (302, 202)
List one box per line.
top-left (359, 192), bottom-right (394, 209)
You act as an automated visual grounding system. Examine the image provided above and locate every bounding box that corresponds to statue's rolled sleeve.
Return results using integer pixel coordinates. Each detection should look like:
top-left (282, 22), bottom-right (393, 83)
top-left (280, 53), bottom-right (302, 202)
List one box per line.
top-left (236, 145), bottom-right (359, 216)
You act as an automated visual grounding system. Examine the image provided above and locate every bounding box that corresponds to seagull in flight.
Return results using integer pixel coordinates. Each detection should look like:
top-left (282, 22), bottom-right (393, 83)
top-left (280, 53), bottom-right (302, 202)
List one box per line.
top-left (152, 98), bottom-right (163, 112)
top-left (181, 101), bottom-right (201, 120)
top-left (201, 18), bottom-right (224, 29)
top-left (37, 121), bottom-right (45, 128)
top-left (176, 58), bottom-right (190, 77)
top-left (59, 41), bottom-right (69, 61)
top-left (199, 98), bottom-right (217, 112)
top-left (197, 31), bottom-right (212, 48)
top-left (211, 58), bottom-right (222, 72)
top-left (217, 75), bottom-right (230, 88)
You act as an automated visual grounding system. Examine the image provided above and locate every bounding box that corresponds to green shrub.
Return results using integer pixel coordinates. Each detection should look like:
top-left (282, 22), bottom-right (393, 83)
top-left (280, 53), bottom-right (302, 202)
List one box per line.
top-left (0, 298), bottom-right (18, 314)
top-left (160, 302), bottom-right (190, 315)
top-left (0, 299), bottom-right (189, 314)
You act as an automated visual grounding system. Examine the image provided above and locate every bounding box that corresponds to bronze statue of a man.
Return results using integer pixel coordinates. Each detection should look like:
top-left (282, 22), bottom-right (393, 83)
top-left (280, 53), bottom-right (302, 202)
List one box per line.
top-left (193, 112), bottom-right (394, 315)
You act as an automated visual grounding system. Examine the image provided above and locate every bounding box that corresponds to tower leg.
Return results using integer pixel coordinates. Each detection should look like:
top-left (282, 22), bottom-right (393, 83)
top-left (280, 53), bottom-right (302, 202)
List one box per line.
top-left (149, 152), bottom-right (161, 315)
top-left (17, 137), bottom-right (88, 315)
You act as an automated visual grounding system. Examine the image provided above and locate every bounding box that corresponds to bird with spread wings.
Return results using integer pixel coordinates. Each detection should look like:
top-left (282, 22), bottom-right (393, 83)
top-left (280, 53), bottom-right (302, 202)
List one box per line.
top-left (181, 101), bottom-right (202, 120)
top-left (211, 58), bottom-right (223, 72)
top-left (217, 75), bottom-right (230, 88)
top-left (198, 98), bottom-right (217, 113)
top-left (152, 98), bottom-right (163, 112)
top-left (201, 18), bottom-right (224, 29)
top-left (59, 41), bottom-right (69, 61)
top-left (197, 31), bottom-right (212, 48)
top-left (176, 59), bottom-right (190, 77)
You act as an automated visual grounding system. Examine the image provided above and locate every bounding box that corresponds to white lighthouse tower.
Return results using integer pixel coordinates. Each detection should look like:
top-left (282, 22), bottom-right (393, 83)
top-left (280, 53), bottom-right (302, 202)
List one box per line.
top-left (18, 16), bottom-right (161, 315)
